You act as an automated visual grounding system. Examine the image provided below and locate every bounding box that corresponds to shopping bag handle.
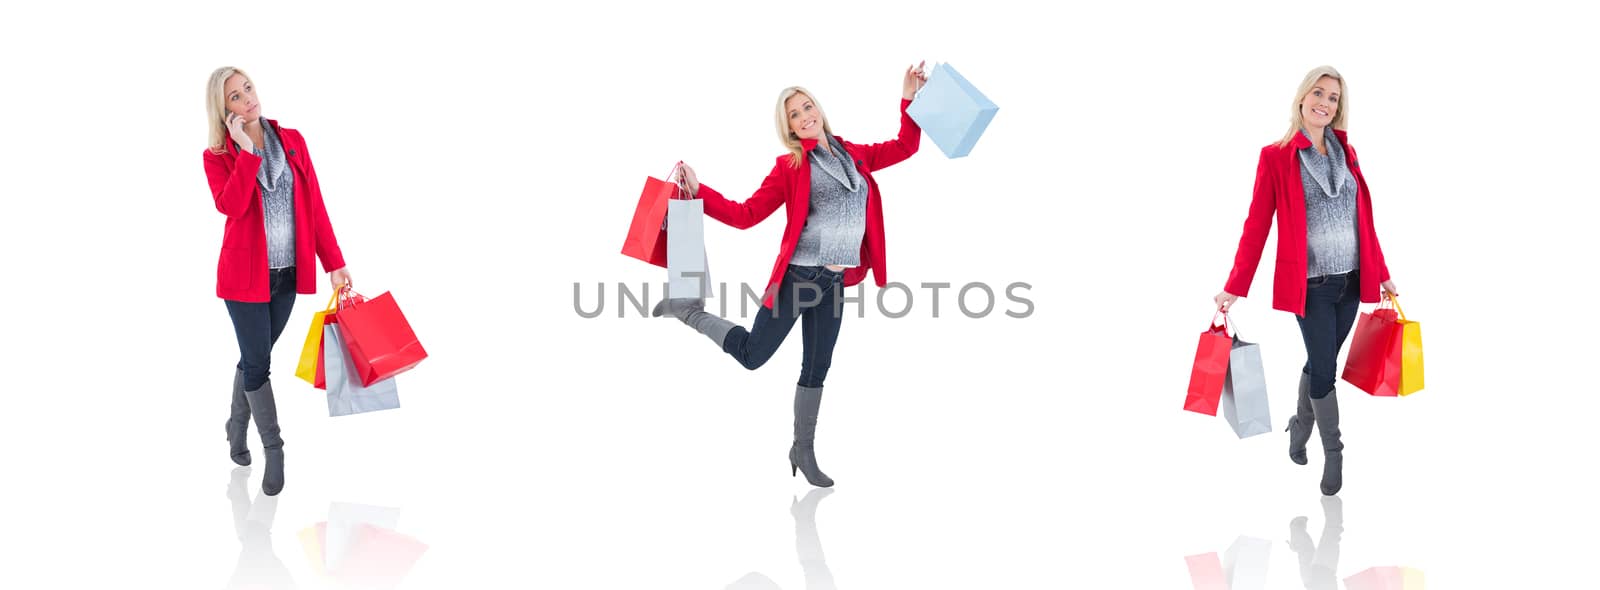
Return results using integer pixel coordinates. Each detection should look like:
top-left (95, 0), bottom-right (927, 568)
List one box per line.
top-left (1208, 310), bottom-right (1235, 338)
top-left (667, 160), bottom-right (696, 201)
top-left (321, 290), bottom-right (340, 313)
top-left (656, 161), bottom-right (694, 233)
top-left (1384, 292), bottom-right (1407, 322)
top-left (336, 284), bottom-right (368, 310)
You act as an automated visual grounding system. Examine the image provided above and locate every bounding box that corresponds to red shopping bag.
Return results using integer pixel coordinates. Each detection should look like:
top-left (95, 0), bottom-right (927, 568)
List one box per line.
top-left (1342, 296), bottom-right (1403, 396)
top-left (318, 290), bottom-right (359, 389)
top-left (332, 288), bottom-right (428, 387)
top-left (314, 336), bottom-right (325, 389)
top-left (1185, 312), bottom-right (1233, 416)
top-left (620, 170), bottom-right (685, 267)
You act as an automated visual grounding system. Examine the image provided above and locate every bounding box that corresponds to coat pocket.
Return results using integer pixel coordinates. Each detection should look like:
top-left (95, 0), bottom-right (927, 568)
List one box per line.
top-left (218, 247), bottom-right (259, 293)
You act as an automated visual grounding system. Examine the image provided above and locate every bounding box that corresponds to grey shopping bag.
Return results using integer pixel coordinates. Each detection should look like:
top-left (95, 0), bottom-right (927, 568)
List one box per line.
top-left (323, 324), bottom-right (400, 417)
top-left (1221, 336), bottom-right (1271, 438)
top-left (666, 198), bottom-right (712, 299)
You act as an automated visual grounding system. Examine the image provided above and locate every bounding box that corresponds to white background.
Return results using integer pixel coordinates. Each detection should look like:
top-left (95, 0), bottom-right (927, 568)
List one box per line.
top-left (1, 0), bottom-right (1595, 587)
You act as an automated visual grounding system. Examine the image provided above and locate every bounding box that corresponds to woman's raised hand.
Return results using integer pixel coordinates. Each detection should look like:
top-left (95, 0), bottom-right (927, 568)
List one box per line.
top-left (226, 112), bottom-right (254, 153)
top-left (903, 60), bottom-right (928, 100)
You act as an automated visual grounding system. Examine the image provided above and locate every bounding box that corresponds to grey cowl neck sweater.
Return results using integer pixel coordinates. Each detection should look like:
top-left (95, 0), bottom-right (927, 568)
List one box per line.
top-left (1298, 128), bottom-right (1358, 278)
top-left (790, 136), bottom-right (868, 268)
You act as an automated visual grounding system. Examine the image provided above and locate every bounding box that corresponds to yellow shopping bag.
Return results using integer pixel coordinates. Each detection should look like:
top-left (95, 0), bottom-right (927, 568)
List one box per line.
top-left (294, 292), bottom-right (340, 387)
top-left (1390, 295), bottom-right (1424, 396)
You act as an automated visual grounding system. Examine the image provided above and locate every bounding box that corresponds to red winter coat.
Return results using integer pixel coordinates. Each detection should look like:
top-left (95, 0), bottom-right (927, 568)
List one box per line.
top-left (699, 99), bottom-right (920, 308)
top-left (1224, 129), bottom-right (1391, 317)
top-left (203, 119), bottom-right (346, 303)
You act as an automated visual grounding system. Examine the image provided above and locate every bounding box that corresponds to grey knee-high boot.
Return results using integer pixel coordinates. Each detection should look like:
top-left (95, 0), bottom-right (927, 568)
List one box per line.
top-left (1286, 372), bottom-right (1313, 466)
top-left (244, 381), bottom-right (285, 496)
top-left (652, 298), bottom-right (737, 349)
top-left (226, 369), bottom-right (252, 466)
top-left (790, 385), bottom-right (834, 488)
top-left (1311, 390), bottom-right (1343, 496)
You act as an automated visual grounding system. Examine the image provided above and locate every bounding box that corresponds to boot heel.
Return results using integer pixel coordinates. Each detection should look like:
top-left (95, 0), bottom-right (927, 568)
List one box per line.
top-left (791, 462), bottom-right (798, 477)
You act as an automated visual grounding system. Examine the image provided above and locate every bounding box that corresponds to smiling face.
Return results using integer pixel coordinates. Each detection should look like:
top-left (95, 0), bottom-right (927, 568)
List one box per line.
top-left (222, 73), bottom-right (260, 124)
top-left (786, 93), bottom-right (825, 141)
top-left (1299, 76), bottom-right (1341, 131)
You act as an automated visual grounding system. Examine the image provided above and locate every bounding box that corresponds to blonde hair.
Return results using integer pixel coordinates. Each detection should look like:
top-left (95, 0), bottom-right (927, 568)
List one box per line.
top-left (206, 66), bottom-right (252, 155)
top-left (1278, 65), bottom-right (1348, 147)
top-left (775, 86), bottom-right (835, 168)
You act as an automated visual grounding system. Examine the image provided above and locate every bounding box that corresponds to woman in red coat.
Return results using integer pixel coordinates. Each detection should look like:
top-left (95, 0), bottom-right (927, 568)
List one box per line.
top-left (1215, 66), bottom-right (1400, 496)
top-left (203, 67), bottom-right (351, 496)
top-left (653, 62), bottom-right (928, 488)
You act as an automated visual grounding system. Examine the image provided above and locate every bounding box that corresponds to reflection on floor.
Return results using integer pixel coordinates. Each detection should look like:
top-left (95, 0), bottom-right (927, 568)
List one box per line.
top-left (1287, 496), bottom-right (1343, 590)
top-left (298, 502), bottom-right (429, 589)
top-left (1182, 497), bottom-right (1425, 589)
top-left (726, 488), bottom-right (837, 590)
top-left (1344, 566), bottom-right (1426, 590)
top-left (1184, 536), bottom-right (1271, 590)
top-left (226, 466), bottom-right (296, 589)
top-left (221, 467), bottom-right (429, 590)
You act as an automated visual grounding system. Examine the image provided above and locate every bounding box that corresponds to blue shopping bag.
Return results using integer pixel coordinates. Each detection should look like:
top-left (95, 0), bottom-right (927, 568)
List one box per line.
top-left (906, 63), bottom-right (998, 158)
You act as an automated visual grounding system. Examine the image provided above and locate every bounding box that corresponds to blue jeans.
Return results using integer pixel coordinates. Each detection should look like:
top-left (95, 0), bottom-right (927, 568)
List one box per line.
top-left (224, 267), bottom-right (298, 391)
top-left (1296, 270), bottom-right (1360, 399)
top-left (722, 265), bottom-right (846, 388)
